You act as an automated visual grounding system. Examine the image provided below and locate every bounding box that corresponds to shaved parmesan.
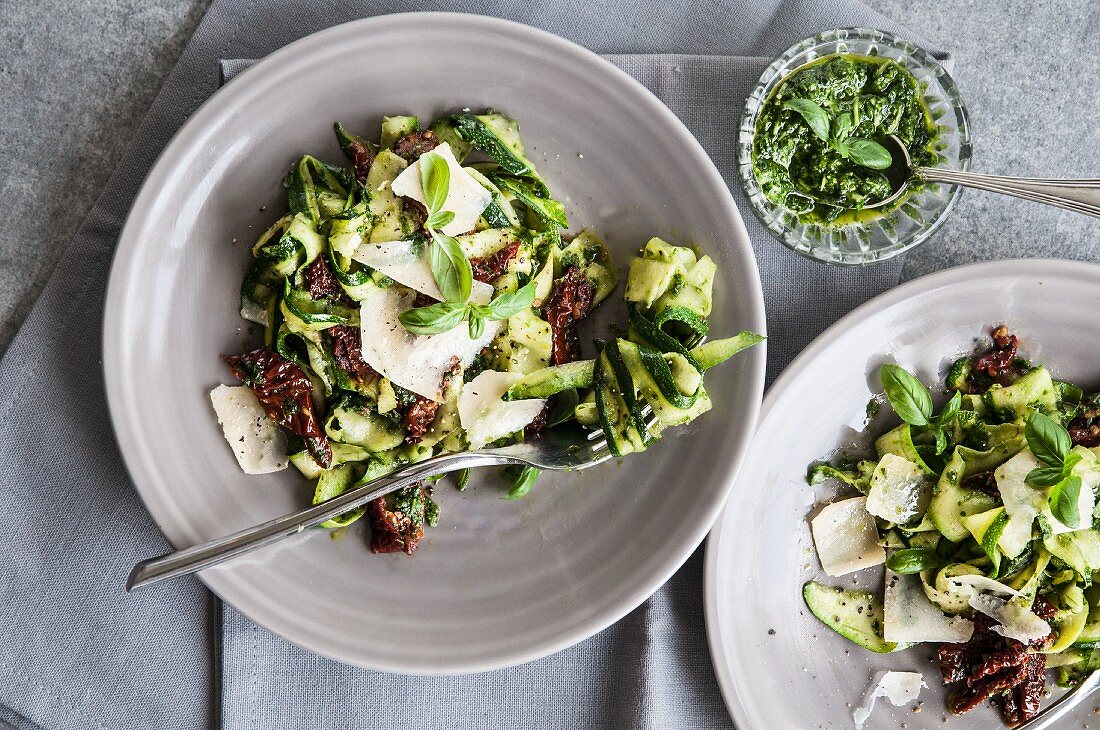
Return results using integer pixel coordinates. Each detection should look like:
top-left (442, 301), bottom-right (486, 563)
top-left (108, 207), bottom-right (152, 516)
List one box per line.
top-left (352, 240), bottom-right (444, 300)
top-left (209, 385), bottom-right (288, 474)
top-left (458, 371), bottom-right (547, 450)
top-left (865, 453), bottom-right (929, 524)
top-left (995, 604), bottom-right (1052, 644)
top-left (810, 497), bottom-right (885, 577)
top-left (359, 284), bottom-right (501, 402)
top-left (351, 239), bottom-right (497, 304)
top-left (968, 592), bottom-right (1051, 644)
top-left (995, 449), bottom-right (1044, 557)
top-left (947, 574), bottom-right (1018, 596)
top-left (390, 142), bottom-right (491, 236)
top-left (852, 671), bottom-right (925, 729)
top-left (997, 447), bottom-right (1098, 554)
top-left (884, 570), bottom-right (974, 644)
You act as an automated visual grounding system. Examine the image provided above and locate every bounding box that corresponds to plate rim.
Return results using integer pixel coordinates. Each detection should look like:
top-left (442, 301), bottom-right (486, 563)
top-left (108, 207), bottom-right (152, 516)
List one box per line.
top-left (704, 257), bottom-right (1100, 727)
top-left (103, 11), bottom-right (767, 673)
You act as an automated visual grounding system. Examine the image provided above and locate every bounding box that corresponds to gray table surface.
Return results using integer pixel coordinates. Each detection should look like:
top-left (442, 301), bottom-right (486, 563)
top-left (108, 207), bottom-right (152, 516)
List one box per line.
top-left (1, 0), bottom-right (1097, 360)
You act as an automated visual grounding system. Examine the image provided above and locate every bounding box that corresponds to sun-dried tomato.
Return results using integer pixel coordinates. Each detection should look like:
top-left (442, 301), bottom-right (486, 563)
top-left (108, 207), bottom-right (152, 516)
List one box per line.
top-left (543, 266), bottom-right (595, 365)
top-left (1032, 595), bottom-right (1057, 620)
top-left (948, 664), bottom-right (1026, 715)
top-left (367, 485), bottom-right (426, 555)
top-left (526, 404), bottom-right (550, 436)
top-left (393, 129), bottom-right (439, 162)
top-left (1006, 653), bottom-right (1046, 725)
top-left (470, 241), bottom-right (520, 283)
top-left (223, 348), bottom-right (331, 468)
top-left (1068, 395), bottom-right (1100, 447)
top-left (403, 197), bottom-right (428, 228)
top-left (403, 398), bottom-right (441, 444)
top-left (967, 325), bottom-right (1023, 392)
top-left (347, 140), bottom-right (375, 185)
top-left (961, 470), bottom-right (999, 498)
top-left (302, 256), bottom-right (344, 301)
top-left (398, 357), bottom-right (458, 443)
top-left (413, 291), bottom-right (438, 309)
top-left (1069, 422), bottom-right (1100, 447)
top-left (326, 325), bottom-right (376, 385)
top-left (937, 643), bottom-right (970, 685)
top-left (967, 643), bottom-right (1026, 685)
top-left (938, 596), bottom-right (1054, 725)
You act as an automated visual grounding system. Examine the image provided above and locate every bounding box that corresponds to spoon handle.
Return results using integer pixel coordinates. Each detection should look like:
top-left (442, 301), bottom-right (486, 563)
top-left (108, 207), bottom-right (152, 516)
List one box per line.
top-left (917, 168), bottom-right (1100, 218)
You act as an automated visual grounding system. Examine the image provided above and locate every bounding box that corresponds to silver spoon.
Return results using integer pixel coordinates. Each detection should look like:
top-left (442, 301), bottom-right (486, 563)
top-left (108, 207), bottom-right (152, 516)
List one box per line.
top-left (866, 135), bottom-right (1100, 217)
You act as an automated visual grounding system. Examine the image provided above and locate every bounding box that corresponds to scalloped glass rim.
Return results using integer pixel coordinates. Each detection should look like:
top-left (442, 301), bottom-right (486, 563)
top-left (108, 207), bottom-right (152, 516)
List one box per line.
top-left (738, 28), bottom-right (972, 266)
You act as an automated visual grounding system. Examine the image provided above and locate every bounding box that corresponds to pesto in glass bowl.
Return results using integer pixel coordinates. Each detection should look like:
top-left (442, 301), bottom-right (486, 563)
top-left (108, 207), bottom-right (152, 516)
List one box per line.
top-left (739, 29), bottom-right (971, 265)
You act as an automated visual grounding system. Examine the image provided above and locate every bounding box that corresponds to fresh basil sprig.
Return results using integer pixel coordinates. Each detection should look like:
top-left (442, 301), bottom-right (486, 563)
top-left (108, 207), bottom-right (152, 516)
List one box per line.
top-left (420, 152), bottom-right (451, 221)
top-left (464, 281), bottom-right (538, 339)
top-left (880, 364), bottom-right (932, 426)
top-left (503, 465), bottom-right (540, 500)
top-left (428, 231), bottom-right (473, 304)
top-left (783, 99), bottom-right (893, 170)
top-left (398, 300), bottom-right (466, 335)
top-left (879, 364), bottom-right (961, 455)
top-left (838, 137), bottom-right (893, 169)
top-left (397, 151), bottom-right (535, 336)
top-left (1024, 412), bottom-right (1083, 528)
top-left (783, 99), bottom-right (830, 143)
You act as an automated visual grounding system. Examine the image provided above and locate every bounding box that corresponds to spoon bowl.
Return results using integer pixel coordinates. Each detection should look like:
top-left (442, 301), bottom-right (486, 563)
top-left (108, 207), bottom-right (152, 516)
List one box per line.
top-left (864, 135), bottom-right (918, 210)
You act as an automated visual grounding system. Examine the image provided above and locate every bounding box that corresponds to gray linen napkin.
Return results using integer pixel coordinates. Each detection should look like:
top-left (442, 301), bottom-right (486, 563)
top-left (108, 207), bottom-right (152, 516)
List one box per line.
top-left (0, 1), bottom-right (942, 729)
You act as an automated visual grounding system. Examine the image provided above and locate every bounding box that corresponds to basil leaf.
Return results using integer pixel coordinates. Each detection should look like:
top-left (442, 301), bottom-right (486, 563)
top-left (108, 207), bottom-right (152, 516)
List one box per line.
top-left (879, 364), bottom-right (933, 426)
top-left (420, 151), bottom-right (450, 215)
top-left (467, 311), bottom-right (486, 339)
top-left (932, 425), bottom-right (947, 455)
top-left (546, 388), bottom-right (580, 428)
top-left (425, 210), bottom-right (455, 230)
top-left (937, 391), bottom-right (962, 426)
top-left (486, 281), bottom-right (536, 321)
top-left (1063, 451), bottom-right (1083, 475)
top-left (456, 468), bottom-right (471, 492)
top-left (503, 465), bottom-right (540, 500)
top-left (397, 301), bottom-right (465, 335)
top-left (839, 138), bottom-right (893, 170)
top-left (1050, 474), bottom-right (1083, 529)
top-left (885, 548), bottom-right (942, 575)
top-left (1025, 412), bottom-right (1071, 466)
top-left (783, 98), bottom-right (830, 143)
top-left (468, 303), bottom-right (492, 319)
top-left (429, 232), bottom-right (473, 304)
top-left (832, 112), bottom-right (853, 141)
top-left (1026, 465), bottom-right (1067, 488)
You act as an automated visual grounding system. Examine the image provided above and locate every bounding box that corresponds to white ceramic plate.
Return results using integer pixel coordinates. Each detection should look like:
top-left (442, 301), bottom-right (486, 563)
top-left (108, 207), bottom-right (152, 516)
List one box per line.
top-left (705, 259), bottom-right (1100, 728)
top-left (104, 13), bottom-right (766, 673)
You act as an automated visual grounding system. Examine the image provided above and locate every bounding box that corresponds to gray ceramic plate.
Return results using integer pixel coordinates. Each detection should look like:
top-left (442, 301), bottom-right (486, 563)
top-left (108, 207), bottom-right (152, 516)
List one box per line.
top-left (705, 259), bottom-right (1100, 728)
top-left (104, 13), bottom-right (765, 673)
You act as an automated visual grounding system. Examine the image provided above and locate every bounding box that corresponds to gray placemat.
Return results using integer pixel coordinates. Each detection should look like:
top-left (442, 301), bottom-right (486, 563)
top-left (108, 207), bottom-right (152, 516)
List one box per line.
top-left (0, 1), bottom-right (942, 729)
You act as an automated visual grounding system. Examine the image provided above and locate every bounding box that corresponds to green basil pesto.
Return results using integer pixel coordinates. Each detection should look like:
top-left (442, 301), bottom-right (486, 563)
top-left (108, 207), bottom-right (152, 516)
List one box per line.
top-left (752, 54), bottom-right (939, 224)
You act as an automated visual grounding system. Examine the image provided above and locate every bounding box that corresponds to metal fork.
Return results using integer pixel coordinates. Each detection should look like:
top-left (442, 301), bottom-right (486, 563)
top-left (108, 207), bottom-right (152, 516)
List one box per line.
top-left (127, 415), bottom-right (655, 591)
top-left (1014, 669), bottom-right (1100, 729)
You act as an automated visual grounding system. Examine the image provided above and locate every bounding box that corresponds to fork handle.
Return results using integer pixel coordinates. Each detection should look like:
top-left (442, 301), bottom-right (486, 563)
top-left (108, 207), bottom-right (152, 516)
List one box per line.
top-left (917, 168), bottom-right (1100, 218)
top-left (127, 450), bottom-right (487, 590)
